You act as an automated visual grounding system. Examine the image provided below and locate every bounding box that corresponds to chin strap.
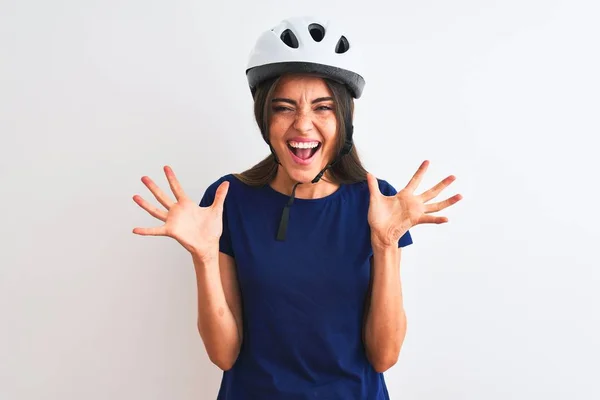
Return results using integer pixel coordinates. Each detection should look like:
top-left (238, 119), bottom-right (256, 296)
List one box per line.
top-left (310, 119), bottom-right (354, 184)
top-left (276, 182), bottom-right (300, 241)
top-left (269, 143), bottom-right (281, 165)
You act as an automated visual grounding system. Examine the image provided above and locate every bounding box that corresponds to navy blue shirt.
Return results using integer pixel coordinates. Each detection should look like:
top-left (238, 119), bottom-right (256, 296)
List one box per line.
top-left (199, 174), bottom-right (413, 399)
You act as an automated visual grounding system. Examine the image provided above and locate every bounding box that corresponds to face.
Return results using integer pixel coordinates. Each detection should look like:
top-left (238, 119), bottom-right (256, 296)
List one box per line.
top-left (268, 75), bottom-right (339, 184)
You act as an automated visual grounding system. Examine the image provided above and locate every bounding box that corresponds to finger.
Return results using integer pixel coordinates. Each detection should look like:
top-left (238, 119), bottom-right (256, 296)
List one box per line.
top-left (424, 194), bottom-right (463, 213)
top-left (141, 176), bottom-right (174, 210)
top-left (420, 175), bottom-right (456, 202)
top-left (132, 195), bottom-right (168, 221)
top-left (212, 181), bottom-right (230, 211)
top-left (365, 173), bottom-right (381, 199)
top-left (418, 215), bottom-right (449, 224)
top-left (132, 225), bottom-right (167, 236)
top-left (164, 165), bottom-right (188, 201)
top-left (405, 160), bottom-right (429, 193)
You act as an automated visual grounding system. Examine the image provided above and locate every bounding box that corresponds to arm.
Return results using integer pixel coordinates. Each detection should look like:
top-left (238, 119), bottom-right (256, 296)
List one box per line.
top-left (363, 243), bottom-right (407, 373)
top-left (362, 163), bottom-right (462, 372)
top-left (193, 251), bottom-right (243, 371)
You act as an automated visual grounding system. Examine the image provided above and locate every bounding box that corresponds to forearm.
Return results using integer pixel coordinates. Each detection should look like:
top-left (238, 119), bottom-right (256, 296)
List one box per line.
top-left (192, 252), bottom-right (241, 370)
top-left (364, 241), bottom-right (407, 373)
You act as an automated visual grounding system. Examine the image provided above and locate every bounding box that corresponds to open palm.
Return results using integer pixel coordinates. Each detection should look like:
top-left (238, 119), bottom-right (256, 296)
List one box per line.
top-left (367, 160), bottom-right (463, 248)
top-left (132, 166), bottom-right (229, 259)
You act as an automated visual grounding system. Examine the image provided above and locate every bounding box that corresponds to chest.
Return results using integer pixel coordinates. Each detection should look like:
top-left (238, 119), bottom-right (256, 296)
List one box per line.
top-left (228, 198), bottom-right (374, 316)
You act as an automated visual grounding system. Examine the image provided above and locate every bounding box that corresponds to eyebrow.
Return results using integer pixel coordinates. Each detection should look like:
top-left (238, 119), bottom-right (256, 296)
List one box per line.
top-left (271, 97), bottom-right (334, 105)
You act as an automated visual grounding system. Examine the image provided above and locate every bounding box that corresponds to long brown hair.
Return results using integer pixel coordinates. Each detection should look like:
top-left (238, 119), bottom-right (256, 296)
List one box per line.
top-left (234, 74), bottom-right (368, 186)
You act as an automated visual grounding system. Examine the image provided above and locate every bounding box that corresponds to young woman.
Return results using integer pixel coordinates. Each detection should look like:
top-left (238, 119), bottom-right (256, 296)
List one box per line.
top-left (133, 16), bottom-right (462, 399)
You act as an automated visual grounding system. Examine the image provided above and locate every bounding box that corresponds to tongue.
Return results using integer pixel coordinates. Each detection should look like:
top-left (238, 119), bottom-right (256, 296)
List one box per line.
top-left (296, 148), bottom-right (313, 160)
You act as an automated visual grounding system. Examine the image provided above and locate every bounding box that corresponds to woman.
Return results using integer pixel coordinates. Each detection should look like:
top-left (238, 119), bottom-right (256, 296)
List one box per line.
top-left (133, 16), bottom-right (462, 399)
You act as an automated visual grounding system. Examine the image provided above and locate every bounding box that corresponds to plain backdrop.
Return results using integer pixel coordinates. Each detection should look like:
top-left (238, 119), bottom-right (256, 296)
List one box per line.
top-left (1, 0), bottom-right (599, 399)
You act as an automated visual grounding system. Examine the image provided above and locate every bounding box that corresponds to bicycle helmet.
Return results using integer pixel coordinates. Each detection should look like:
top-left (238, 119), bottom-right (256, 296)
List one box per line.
top-left (246, 16), bottom-right (365, 99)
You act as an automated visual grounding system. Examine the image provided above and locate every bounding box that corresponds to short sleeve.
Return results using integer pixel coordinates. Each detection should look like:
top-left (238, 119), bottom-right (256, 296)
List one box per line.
top-left (199, 177), bottom-right (235, 257)
top-left (377, 179), bottom-right (413, 248)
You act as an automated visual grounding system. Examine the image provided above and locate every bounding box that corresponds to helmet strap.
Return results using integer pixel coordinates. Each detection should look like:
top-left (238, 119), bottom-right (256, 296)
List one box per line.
top-left (268, 142), bottom-right (282, 165)
top-left (311, 116), bottom-right (354, 183)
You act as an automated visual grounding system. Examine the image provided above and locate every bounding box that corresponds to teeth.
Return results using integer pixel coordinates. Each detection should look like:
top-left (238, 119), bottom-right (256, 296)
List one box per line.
top-left (288, 141), bottom-right (319, 149)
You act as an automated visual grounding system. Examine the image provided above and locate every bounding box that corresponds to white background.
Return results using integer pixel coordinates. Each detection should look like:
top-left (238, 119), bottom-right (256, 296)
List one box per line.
top-left (1, 0), bottom-right (599, 399)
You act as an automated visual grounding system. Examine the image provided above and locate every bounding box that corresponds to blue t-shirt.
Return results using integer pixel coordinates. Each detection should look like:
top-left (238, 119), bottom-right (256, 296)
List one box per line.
top-left (199, 174), bottom-right (413, 400)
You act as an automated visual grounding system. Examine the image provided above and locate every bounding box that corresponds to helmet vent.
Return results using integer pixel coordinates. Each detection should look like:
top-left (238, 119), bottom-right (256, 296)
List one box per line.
top-left (280, 29), bottom-right (299, 48)
top-left (335, 35), bottom-right (350, 54)
top-left (308, 23), bottom-right (325, 42)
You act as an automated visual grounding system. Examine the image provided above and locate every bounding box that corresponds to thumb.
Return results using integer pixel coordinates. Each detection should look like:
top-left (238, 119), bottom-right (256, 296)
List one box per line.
top-left (212, 181), bottom-right (230, 211)
top-left (366, 173), bottom-right (381, 200)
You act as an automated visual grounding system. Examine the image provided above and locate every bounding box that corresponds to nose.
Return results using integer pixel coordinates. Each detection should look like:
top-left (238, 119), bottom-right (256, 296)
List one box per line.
top-left (293, 111), bottom-right (313, 133)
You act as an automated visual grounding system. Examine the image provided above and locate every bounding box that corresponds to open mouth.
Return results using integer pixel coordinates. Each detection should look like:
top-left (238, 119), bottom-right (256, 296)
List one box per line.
top-left (287, 140), bottom-right (322, 163)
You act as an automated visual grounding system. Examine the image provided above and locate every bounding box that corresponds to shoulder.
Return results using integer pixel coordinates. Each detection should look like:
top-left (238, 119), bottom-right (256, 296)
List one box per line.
top-left (376, 178), bottom-right (400, 196)
top-left (199, 173), bottom-right (245, 206)
top-left (206, 173), bottom-right (263, 192)
top-left (205, 173), bottom-right (239, 188)
top-left (345, 177), bottom-right (399, 197)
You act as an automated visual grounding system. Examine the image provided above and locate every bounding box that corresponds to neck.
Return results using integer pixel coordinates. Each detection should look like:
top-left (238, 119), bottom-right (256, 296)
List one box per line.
top-left (270, 167), bottom-right (340, 199)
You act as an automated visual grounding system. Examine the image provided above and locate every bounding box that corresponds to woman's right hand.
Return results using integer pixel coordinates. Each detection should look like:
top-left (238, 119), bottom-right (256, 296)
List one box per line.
top-left (132, 166), bottom-right (229, 261)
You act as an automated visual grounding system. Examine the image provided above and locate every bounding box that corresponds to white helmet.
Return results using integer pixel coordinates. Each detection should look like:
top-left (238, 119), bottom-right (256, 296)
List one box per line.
top-left (246, 16), bottom-right (366, 99)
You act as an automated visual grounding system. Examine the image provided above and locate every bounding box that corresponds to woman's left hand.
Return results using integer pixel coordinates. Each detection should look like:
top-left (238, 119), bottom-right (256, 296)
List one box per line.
top-left (367, 160), bottom-right (463, 249)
